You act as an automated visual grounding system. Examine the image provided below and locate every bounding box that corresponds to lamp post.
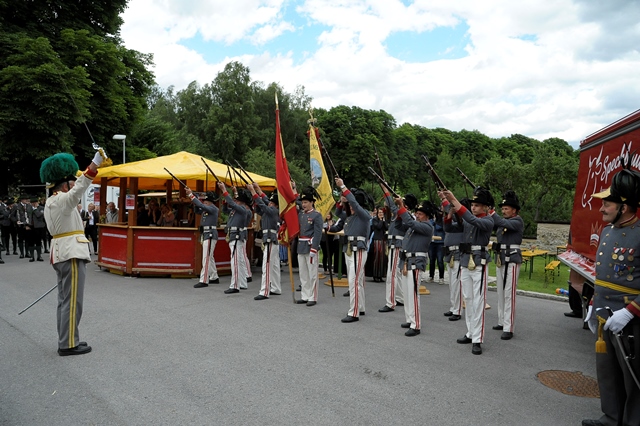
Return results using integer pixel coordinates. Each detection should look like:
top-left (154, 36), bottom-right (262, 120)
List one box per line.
top-left (113, 134), bottom-right (126, 163)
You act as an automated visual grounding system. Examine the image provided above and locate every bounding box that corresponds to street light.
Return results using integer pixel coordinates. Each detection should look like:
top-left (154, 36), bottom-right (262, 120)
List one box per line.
top-left (113, 134), bottom-right (126, 164)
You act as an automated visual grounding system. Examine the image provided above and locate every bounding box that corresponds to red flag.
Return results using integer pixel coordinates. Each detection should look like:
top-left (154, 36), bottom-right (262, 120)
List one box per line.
top-left (275, 93), bottom-right (299, 245)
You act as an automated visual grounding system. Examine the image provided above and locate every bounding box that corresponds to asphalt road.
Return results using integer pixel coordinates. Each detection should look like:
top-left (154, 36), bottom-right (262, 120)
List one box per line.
top-left (0, 254), bottom-right (602, 425)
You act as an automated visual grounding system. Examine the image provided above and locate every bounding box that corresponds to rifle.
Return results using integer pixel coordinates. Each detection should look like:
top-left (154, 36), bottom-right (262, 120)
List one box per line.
top-left (234, 159), bottom-right (255, 184)
top-left (164, 167), bottom-right (188, 188)
top-left (200, 157), bottom-right (221, 183)
top-left (225, 160), bottom-right (249, 185)
top-left (374, 146), bottom-right (385, 181)
top-left (456, 167), bottom-right (476, 189)
top-left (368, 167), bottom-right (400, 199)
top-left (314, 129), bottom-right (339, 179)
top-left (421, 155), bottom-right (447, 191)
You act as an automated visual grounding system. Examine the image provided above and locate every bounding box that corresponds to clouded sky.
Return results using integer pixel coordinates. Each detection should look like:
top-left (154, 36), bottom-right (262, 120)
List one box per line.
top-left (120, 0), bottom-right (640, 146)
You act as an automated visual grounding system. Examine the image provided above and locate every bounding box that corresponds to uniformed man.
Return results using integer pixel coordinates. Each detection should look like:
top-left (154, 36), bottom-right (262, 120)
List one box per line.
top-left (30, 197), bottom-right (46, 262)
top-left (40, 150), bottom-right (104, 356)
top-left (0, 196), bottom-right (10, 262)
top-left (582, 166), bottom-right (640, 426)
top-left (329, 179), bottom-right (372, 323)
top-left (6, 198), bottom-right (18, 255)
top-left (248, 183), bottom-right (281, 300)
top-left (490, 191), bottom-right (524, 340)
top-left (219, 182), bottom-right (253, 294)
top-left (378, 190), bottom-right (416, 313)
top-left (396, 198), bottom-right (434, 336)
top-left (186, 189), bottom-right (220, 288)
top-left (443, 187), bottom-right (494, 355)
top-left (441, 197), bottom-right (469, 322)
top-left (296, 186), bottom-right (323, 306)
top-left (12, 194), bottom-right (32, 259)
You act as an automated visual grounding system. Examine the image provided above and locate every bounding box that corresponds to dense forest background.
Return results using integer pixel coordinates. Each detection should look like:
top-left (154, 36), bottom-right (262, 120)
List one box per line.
top-left (0, 1), bottom-right (578, 237)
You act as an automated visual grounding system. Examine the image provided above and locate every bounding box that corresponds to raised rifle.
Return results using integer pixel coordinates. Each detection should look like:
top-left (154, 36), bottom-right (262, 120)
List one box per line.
top-left (200, 157), bottom-right (221, 183)
top-left (234, 159), bottom-right (255, 184)
top-left (456, 167), bottom-right (476, 189)
top-left (315, 129), bottom-right (340, 179)
top-left (421, 155), bottom-right (447, 191)
top-left (374, 146), bottom-right (385, 181)
top-left (368, 167), bottom-right (400, 199)
top-left (225, 160), bottom-right (249, 185)
top-left (164, 167), bottom-right (188, 188)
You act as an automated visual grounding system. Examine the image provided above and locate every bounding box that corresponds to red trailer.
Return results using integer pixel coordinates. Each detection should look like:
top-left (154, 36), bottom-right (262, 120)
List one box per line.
top-left (559, 109), bottom-right (640, 304)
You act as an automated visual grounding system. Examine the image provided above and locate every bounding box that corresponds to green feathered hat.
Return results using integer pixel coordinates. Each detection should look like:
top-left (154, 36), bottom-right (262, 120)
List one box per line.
top-left (40, 153), bottom-right (80, 189)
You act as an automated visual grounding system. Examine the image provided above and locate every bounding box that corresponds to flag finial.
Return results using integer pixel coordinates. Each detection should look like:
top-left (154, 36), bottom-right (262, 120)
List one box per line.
top-left (275, 92), bottom-right (279, 110)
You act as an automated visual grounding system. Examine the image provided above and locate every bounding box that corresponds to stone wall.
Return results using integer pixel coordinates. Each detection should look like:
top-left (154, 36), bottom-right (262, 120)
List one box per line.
top-left (526, 222), bottom-right (570, 252)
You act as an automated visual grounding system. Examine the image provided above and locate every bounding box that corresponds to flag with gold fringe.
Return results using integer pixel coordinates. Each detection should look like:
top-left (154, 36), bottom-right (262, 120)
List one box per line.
top-left (308, 124), bottom-right (333, 219)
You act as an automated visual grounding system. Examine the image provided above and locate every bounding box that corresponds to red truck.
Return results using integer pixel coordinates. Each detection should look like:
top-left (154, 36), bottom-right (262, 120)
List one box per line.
top-left (559, 109), bottom-right (640, 316)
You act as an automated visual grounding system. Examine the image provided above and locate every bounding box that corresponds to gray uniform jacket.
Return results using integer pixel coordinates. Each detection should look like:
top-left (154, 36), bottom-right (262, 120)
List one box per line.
top-left (328, 190), bottom-right (370, 252)
top-left (384, 193), bottom-right (405, 250)
top-left (399, 208), bottom-right (433, 271)
top-left (222, 193), bottom-right (251, 242)
top-left (192, 197), bottom-right (219, 241)
top-left (297, 207), bottom-right (323, 254)
top-left (443, 201), bottom-right (464, 262)
top-left (458, 208), bottom-right (493, 268)
top-left (492, 214), bottom-right (524, 264)
top-left (32, 206), bottom-right (46, 229)
top-left (254, 194), bottom-right (280, 244)
top-left (12, 202), bottom-right (32, 225)
top-left (0, 203), bottom-right (10, 227)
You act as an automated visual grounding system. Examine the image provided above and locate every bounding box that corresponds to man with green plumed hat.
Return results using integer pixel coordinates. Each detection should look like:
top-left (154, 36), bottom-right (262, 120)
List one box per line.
top-left (40, 150), bottom-right (105, 356)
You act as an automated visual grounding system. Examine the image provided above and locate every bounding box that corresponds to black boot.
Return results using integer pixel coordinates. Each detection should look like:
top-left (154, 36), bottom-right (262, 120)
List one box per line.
top-left (36, 247), bottom-right (43, 261)
top-left (29, 246), bottom-right (35, 262)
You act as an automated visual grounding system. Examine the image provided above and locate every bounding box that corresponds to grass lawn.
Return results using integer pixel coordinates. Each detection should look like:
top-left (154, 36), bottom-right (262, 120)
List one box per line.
top-left (485, 256), bottom-right (570, 296)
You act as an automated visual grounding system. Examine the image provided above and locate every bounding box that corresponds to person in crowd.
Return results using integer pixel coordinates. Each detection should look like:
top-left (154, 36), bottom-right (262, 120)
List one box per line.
top-left (582, 165), bottom-right (640, 426)
top-left (11, 194), bottom-right (32, 258)
top-left (83, 203), bottom-right (99, 255)
top-left (490, 191), bottom-right (524, 341)
top-left (147, 200), bottom-right (162, 225)
top-left (369, 206), bottom-right (388, 283)
top-left (296, 186), bottom-right (323, 306)
top-left (442, 197), bottom-right (469, 322)
top-left (30, 197), bottom-right (46, 261)
top-left (186, 189), bottom-right (220, 288)
top-left (40, 150), bottom-right (104, 356)
top-left (136, 202), bottom-right (150, 226)
top-left (248, 183), bottom-right (281, 300)
top-left (428, 208), bottom-right (445, 284)
top-left (442, 187), bottom-right (494, 355)
top-left (329, 178), bottom-right (372, 323)
top-left (105, 201), bottom-right (119, 223)
top-left (157, 203), bottom-right (175, 227)
top-left (219, 182), bottom-right (253, 294)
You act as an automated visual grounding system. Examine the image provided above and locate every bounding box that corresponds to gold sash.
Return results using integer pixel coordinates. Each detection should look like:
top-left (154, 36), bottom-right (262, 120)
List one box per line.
top-left (595, 279), bottom-right (640, 295)
top-left (52, 230), bottom-right (85, 239)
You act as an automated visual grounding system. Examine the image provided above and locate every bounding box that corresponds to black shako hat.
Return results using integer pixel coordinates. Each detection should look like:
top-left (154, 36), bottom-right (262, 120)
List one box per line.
top-left (403, 193), bottom-right (418, 211)
top-left (416, 200), bottom-right (438, 217)
top-left (350, 187), bottom-right (374, 211)
top-left (498, 190), bottom-right (520, 210)
top-left (235, 188), bottom-right (252, 205)
top-left (300, 186), bottom-right (318, 202)
top-left (268, 190), bottom-right (279, 206)
top-left (472, 186), bottom-right (494, 207)
top-left (593, 168), bottom-right (640, 206)
top-left (203, 192), bottom-right (218, 203)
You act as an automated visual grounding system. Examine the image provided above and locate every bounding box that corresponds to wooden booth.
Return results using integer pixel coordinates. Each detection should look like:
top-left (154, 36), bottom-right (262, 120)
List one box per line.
top-left (91, 151), bottom-right (275, 277)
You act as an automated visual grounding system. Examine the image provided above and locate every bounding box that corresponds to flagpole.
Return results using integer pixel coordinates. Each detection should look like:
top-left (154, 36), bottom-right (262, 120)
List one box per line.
top-left (288, 245), bottom-right (296, 303)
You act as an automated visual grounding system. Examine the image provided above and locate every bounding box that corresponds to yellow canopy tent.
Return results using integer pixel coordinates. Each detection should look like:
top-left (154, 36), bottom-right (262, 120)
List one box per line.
top-left (92, 151), bottom-right (275, 191)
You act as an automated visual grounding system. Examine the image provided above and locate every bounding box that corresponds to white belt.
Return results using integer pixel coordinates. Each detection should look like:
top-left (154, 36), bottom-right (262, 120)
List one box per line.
top-left (405, 252), bottom-right (427, 258)
top-left (229, 227), bottom-right (247, 231)
top-left (471, 245), bottom-right (483, 250)
top-left (499, 244), bottom-right (520, 250)
top-left (447, 245), bottom-right (459, 250)
top-left (347, 236), bottom-right (366, 241)
top-left (264, 229), bottom-right (278, 234)
top-left (299, 237), bottom-right (312, 243)
top-left (202, 225), bottom-right (216, 230)
top-left (388, 235), bottom-right (404, 240)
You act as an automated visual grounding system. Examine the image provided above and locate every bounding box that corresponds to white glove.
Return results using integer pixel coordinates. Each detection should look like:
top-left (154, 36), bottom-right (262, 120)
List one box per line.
top-left (92, 151), bottom-right (103, 167)
top-left (310, 249), bottom-right (317, 264)
top-left (584, 305), bottom-right (597, 334)
top-left (604, 308), bottom-right (634, 333)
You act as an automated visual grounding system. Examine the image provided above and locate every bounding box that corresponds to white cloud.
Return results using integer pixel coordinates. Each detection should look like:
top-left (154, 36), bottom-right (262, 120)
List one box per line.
top-left (120, 0), bottom-right (640, 145)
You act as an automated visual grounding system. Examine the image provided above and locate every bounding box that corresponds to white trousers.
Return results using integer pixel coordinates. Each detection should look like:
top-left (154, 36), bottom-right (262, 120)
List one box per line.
top-left (345, 249), bottom-right (367, 317)
top-left (199, 238), bottom-right (218, 283)
top-left (243, 244), bottom-right (252, 279)
top-left (402, 267), bottom-right (421, 330)
top-left (495, 263), bottom-right (520, 333)
top-left (258, 242), bottom-right (281, 296)
top-left (447, 260), bottom-right (462, 315)
top-left (229, 240), bottom-right (248, 290)
top-left (385, 247), bottom-right (403, 308)
top-left (298, 253), bottom-right (318, 302)
top-left (461, 265), bottom-right (487, 343)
